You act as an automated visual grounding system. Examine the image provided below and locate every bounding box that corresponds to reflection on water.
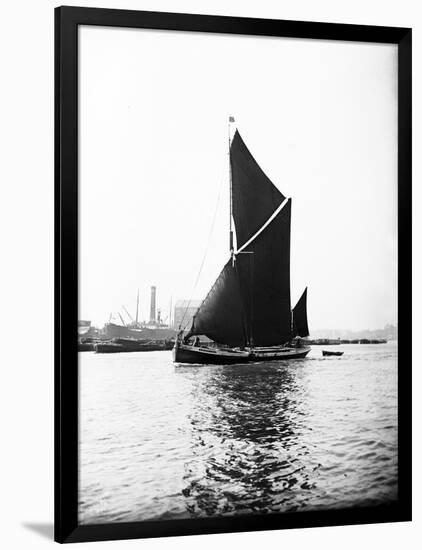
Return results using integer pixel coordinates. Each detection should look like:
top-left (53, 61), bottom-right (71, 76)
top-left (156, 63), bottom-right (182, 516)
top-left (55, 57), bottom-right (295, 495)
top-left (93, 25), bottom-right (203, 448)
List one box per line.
top-left (79, 344), bottom-right (397, 524)
top-left (180, 363), bottom-right (313, 517)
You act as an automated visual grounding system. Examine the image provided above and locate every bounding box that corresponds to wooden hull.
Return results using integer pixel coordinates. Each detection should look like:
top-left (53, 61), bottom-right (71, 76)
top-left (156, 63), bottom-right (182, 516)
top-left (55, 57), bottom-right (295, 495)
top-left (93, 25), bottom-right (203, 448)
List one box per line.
top-left (173, 343), bottom-right (311, 365)
top-left (322, 350), bottom-right (344, 357)
top-left (94, 340), bottom-right (174, 353)
top-left (78, 342), bottom-right (95, 352)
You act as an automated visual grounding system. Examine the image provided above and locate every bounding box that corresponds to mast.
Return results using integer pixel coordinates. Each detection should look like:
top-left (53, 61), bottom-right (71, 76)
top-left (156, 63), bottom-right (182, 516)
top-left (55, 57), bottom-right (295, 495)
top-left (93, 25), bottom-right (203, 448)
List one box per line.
top-left (135, 289), bottom-right (139, 326)
top-left (229, 117), bottom-right (252, 344)
top-left (229, 116), bottom-right (235, 256)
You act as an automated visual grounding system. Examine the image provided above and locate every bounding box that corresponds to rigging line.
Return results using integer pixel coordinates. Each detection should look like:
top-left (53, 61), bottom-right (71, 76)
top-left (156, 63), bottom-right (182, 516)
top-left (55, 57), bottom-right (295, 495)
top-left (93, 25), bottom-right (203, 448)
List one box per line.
top-left (235, 197), bottom-right (290, 255)
top-left (179, 160), bottom-right (226, 331)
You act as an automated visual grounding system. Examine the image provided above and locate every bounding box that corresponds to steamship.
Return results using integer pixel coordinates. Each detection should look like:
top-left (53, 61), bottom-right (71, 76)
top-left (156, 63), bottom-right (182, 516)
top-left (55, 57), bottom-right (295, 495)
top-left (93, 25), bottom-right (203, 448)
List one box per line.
top-left (102, 287), bottom-right (176, 341)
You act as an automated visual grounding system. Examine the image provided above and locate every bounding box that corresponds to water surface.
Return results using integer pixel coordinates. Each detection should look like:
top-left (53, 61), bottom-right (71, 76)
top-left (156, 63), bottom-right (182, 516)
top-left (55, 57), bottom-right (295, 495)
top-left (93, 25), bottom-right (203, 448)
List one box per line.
top-left (79, 343), bottom-right (397, 523)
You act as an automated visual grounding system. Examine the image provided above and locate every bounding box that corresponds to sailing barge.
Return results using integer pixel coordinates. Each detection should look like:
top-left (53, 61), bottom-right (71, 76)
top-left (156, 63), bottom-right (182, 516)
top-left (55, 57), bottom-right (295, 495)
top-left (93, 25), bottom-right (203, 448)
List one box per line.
top-left (173, 122), bottom-right (310, 365)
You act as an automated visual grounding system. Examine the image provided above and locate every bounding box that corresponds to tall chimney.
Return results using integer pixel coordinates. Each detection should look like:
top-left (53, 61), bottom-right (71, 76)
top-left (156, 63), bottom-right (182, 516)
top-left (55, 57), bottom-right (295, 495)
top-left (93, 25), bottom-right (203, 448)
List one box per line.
top-left (149, 286), bottom-right (156, 323)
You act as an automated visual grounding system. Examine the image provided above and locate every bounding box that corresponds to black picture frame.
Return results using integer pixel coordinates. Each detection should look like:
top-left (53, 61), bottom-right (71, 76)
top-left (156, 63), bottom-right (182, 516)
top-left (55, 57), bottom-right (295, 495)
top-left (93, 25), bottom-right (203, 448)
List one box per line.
top-left (55, 6), bottom-right (412, 544)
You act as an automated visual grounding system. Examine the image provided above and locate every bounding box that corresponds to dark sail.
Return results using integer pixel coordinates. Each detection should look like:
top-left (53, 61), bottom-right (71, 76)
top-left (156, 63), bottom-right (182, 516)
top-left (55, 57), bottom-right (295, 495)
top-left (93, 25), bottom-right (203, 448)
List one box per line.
top-left (188, 260), bottom-right (248, 347)
top-left (231, 130), bottom-right (286, 249)
top-left (188, 132), bottom-right (294, 348)
top-left (292, 287), bottom-right (309, 337)
top-left (236, 200), bottom-right (292, 346)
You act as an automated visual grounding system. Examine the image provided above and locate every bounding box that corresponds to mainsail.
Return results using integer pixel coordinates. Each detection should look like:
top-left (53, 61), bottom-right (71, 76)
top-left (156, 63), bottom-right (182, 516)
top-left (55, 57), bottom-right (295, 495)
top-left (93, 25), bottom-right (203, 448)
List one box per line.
top-left (236, 200), bottom-right (291, 346)
top-left (187, 129), bottom-right (297, 348)
top-left (292, 287), bottom-right (309, 337)
top-left (190, 201), bottom-right (292, 347)
top-left (189, 260), bottom-right (248, 347)
top-left (231, 130), bottom-right (286, 249)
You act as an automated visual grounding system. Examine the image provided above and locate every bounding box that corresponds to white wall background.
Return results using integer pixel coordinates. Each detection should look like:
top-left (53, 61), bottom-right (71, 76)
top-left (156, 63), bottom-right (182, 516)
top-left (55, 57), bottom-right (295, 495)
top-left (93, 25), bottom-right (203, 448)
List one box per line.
top-left (0, 0), bottom-right (419, 549)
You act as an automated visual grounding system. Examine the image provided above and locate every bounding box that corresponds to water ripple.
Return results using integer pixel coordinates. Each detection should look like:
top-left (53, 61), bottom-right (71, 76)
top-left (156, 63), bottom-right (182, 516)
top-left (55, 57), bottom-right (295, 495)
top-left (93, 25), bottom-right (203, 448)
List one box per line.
top-left (79, 343), bottom-right (397, 523)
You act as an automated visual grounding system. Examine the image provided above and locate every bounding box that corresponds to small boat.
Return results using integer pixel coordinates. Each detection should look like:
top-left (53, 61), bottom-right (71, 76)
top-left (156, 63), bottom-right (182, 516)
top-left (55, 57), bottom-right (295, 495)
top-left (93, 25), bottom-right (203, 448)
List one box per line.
top-left (78, 337), bottom-right (99, 351)
top-left (94, 338), bottom-right (174, 353)
top-left (322, 350), bottom-right (344, 357)
top-left (173, 120), bottom-right (311, 365)
top-left (94, 341), bottom-right (125, 353)
top-left (78, 341), bottom-right (95, 352)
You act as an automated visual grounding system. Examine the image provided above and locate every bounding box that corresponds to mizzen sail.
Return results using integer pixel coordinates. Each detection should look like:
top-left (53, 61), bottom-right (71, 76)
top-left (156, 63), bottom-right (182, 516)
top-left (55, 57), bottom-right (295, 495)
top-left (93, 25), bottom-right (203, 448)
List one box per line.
top-left (292, 287), bottom-right (309, 337)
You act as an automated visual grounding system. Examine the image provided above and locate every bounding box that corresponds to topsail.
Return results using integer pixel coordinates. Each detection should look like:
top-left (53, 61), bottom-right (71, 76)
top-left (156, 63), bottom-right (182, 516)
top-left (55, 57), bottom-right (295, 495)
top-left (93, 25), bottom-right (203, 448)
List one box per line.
top-left (231, 130), bottom-right (286, 249)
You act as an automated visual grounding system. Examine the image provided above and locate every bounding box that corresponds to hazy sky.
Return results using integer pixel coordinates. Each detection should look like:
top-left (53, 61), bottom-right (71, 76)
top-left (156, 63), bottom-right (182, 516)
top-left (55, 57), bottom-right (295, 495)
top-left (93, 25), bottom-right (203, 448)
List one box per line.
top-left (79, 26), bottom-right (397, 331)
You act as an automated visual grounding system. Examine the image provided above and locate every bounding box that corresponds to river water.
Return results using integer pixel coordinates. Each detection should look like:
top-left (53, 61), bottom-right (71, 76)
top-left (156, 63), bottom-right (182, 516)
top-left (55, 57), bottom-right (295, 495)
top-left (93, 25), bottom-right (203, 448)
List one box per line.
top-left (78, 343), bottom-right (397, 524)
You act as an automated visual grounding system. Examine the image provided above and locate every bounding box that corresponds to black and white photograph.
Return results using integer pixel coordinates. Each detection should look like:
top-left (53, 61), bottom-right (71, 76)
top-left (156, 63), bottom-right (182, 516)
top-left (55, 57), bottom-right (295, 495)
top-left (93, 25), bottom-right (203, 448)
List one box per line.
top-left (0, 0), bottom-right (418, 548)
top-left (76, 21), bottom-right (402, 527)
